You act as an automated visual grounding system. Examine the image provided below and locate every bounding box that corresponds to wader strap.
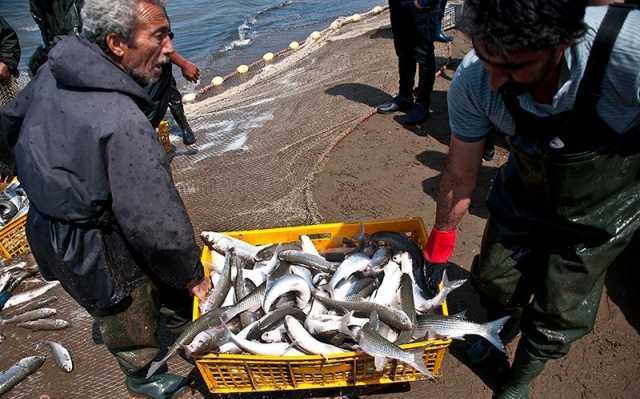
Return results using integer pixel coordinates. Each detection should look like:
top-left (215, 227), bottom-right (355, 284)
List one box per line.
top-left (573, 5), bottom-right (632, 113)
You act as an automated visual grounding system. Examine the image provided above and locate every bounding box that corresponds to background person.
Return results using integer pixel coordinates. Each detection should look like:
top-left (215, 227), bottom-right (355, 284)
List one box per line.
top-left (376, 0), bottom-right (438, 125)
top-left (0, 16), bottom-right (21, 108)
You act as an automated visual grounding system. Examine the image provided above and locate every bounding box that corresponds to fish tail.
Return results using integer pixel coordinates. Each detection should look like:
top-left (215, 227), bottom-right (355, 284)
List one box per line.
top-left (146, 351), bottom-right (172, 379)
top-left (410, 348), bottom-right (434, 379)
top-left (441, 269), bottom-right (467, 292)
top-left (481, 316), bottom-right (510, 353)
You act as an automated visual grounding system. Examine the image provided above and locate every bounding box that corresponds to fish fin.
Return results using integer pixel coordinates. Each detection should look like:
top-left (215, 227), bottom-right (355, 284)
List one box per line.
top-left (442, 270), bottom-right (467, 291)
top-left (146, 355), bottom-right (170, 379)
top-left (482, 316), bottom-right (510, 353)
top-left (374, 356), bottom-right (386, 371)
top-left (410, 349), bottom-right (434, 379)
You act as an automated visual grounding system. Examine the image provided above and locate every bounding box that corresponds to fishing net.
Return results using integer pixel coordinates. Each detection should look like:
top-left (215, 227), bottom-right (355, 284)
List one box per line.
top-left (0, 74), bottom-right (29, 107)
top-left (174, 4), bottom-right (460, 236)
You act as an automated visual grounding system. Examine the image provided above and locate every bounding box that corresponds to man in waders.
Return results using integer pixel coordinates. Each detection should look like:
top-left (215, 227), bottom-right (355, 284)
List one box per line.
top-left (29, 0), bottom-right (200, 146)
top-left (376, 0), bottom-right (439, 125)
top-left (1, 1), bottom-right (209, 397)
top-left (422, 1), bottom-right (640, 398)
top-left (0, 17), bottom-right (21, 109)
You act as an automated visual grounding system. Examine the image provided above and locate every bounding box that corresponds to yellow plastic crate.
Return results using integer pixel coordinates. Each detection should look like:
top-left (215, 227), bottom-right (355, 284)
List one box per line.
top-left (0, 213), bottom-right (29, 261)
top-left (193, 218), bottom-right (451, 394)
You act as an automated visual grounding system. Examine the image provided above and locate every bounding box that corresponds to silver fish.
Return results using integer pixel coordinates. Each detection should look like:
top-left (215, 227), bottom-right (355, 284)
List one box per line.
top-left (184, 328), bottom-right (223, 358)
top-left (201, 232), bottom-right (274, 262)
top-left (349, 313), bottom-right (433, 378)
top-left (1, 308), bottom-right (57, 325)
top-left (396, 273), bottom-right (417, 344)
top-left (245, 306), bottom-right (306, 341)
top-left (304, 313), bottom-right (369, 336)
top-left (7, 296), bottom-right (58, 316)
top-left (17, 318), bottom-right (69, 330)
top-left (263, 274), bottom-right (311, 312)
top-left (330, 252), bottom-right (372, 290)
top-left (285, 316), bottom-right (347, 359)
top-left (224, 324), bottom-right (298, 356)
top-left (146, 307), bottom-right (228, 378)
top-left (313, 291), bottom-right (413, 331)
top-left (235, 267), bottom-right (260, 328)
top-left (414, 314), bottom-right (510, 352)
top-left (200, 250), bottom-right (235, 314)
top-left (3, 281), bottom-right (60, 310)
top-left (278, 250), bottom-right (337, 273)
top-left (43, 341), bottom-right (73, 373)
top-left (0, 356), bottom-right (46, 395)
top-left (370, 247), bottom-right (393, 270)
top-left (372, 260), bottom-right (402, 306)
top-left (414, 270), bottom-right (466, 314)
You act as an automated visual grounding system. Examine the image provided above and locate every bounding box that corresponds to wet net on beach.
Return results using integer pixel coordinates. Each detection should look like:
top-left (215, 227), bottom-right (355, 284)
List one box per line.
top-left (173, 4), bottom-right (458, 235)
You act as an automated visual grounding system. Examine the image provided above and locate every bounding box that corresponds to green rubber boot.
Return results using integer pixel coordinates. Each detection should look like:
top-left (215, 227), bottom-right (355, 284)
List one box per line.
top-left (493, 347), bottom-right (547, 399)
top-left (126, 373), bottom-right (188, 399)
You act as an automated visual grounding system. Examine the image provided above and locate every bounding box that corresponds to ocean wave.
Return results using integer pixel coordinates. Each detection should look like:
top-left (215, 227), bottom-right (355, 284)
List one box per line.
top-left (220, 0), bottom-right (295, 53)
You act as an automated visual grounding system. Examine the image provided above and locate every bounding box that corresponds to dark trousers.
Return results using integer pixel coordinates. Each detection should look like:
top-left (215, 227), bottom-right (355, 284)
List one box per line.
top-left (146, 64), bottom-right (192, 133)
top-left (93, 277), bottom-right (192, 377)
top-left (471, 217), bottom-right (637, 361)
top-left (389, 0), bottom-right (437, 106)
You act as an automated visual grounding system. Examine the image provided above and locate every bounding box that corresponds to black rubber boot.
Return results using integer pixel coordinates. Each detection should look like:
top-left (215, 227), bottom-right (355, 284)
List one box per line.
top-left (493, 346), bottom-right (547, 399)
top-left (169, 99), bottom-right (196, 146)
top-left (126, 373), bottom-right (188, 399)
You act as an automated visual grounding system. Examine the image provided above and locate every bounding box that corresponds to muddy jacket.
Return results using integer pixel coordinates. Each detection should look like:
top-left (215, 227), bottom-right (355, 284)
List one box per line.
top-left (0, 36), bottom-right (203, 313)
top-left (0, 17), bottom-right (20, 77)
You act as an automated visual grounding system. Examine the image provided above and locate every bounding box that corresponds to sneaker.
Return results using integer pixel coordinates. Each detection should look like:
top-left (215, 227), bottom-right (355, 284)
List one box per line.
top-left (377, 96), bottom-right (413, 114)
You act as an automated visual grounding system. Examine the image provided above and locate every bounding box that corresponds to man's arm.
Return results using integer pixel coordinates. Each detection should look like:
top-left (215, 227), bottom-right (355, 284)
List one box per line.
top-left (0, 17), bottom-right (21, 79)
top-left (169, 51), bottom-right (200, 83)
top-left (105, 115), bottom-right (207, 297)
top-left (0, 82), bottom-right (33, 182)
top-left (435, 135), bottom-right (485, 230)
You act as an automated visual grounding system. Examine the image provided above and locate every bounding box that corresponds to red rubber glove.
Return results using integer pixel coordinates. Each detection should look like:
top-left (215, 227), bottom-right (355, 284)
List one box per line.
top-left (423, 227), bottom-right (456, 263)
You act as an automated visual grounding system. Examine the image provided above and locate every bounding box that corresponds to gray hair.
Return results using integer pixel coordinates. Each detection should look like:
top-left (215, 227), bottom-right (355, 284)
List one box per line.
top-left (81, 0), bottom-right (166, 51)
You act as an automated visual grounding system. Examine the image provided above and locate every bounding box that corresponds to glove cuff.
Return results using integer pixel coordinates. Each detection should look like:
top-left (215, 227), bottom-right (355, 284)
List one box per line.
top-left (424, 227), bottom-right (456, 263)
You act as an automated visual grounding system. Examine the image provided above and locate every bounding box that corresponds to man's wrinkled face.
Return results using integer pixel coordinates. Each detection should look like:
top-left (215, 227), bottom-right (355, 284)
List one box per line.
top-left (120, 2), bottom-right (173, 85)
top-left (473, 40), bottom-right (565, 96)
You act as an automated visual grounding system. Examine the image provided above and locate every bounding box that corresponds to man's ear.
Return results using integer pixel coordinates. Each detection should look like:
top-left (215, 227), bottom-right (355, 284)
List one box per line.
top-left (105, 32), bottom-right (128, 58)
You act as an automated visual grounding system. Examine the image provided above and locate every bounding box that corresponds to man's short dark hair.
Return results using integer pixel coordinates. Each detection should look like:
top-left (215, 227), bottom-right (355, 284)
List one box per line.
top-left (461, 0), bottom-right (590, 55)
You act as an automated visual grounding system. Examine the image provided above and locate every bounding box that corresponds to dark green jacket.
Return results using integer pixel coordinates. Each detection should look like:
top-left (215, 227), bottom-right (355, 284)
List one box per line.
top-left (0, 17), bottom-right (20, 77)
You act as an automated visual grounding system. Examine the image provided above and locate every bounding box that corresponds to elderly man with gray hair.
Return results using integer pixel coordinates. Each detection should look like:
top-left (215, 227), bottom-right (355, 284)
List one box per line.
top-left (0, 0), bottom-right (210, 397)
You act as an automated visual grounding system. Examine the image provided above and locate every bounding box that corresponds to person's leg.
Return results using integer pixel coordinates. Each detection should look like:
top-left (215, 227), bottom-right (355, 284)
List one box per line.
top-left (378, 0), bottom-right (416, 113)
top-left (433, 0), bottom-right (453, 43)
top-left (167, 77), bottom-right (196, 146)
top-left (406, 8), bottom-right (436, 125)
top-left (494, 230), bottom-right (633, 399)
top-left (94, 279), bottom-right (188, 398)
